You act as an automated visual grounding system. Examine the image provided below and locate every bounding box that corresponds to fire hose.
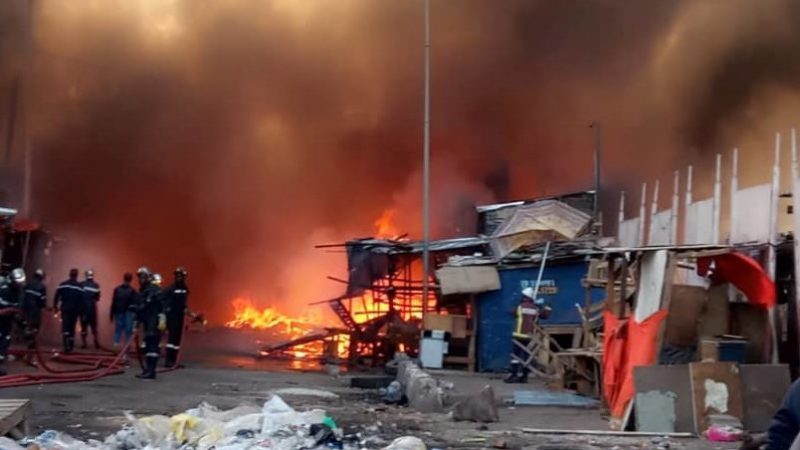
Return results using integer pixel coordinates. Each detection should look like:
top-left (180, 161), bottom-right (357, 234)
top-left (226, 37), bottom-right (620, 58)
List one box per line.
top-left (0, 310), bottom-right (192, 388)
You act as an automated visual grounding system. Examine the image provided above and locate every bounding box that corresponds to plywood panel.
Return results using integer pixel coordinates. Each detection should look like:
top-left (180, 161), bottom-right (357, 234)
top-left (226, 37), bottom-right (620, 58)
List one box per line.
top-left (689, 362), bottom-right (743, 434)
top-left (634, 365), bottom-right (694, 433)
top-left (649, 210), bottom-right (673, 245)
top-left (634, 250), bottom-right (668, 323)
top-left (731, 184), bottom-right (772, 244)
top-left (619, 218), bottom-right (641, 247)
top-left (685, 198), bottom-right (714, 245)
top-left (740, 364), bottom-right (790, 432)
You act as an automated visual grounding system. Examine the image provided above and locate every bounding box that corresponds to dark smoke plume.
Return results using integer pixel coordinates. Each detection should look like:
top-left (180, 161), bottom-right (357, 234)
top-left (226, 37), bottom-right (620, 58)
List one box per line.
top-left (0, 0), bottom-right (799, 323)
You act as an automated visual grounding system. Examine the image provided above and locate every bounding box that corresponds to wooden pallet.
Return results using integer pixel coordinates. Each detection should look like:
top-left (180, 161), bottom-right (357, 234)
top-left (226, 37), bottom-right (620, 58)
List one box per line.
top-left (0, 399), bottom-right (31, 438)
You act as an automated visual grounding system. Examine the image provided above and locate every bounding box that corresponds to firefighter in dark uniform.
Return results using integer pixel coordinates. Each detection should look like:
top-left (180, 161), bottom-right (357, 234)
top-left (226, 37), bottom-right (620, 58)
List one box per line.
top-left (53, 268), bottom-right (85, 353)
top-left (21, 268), bottom-right (47, 349)
top-left (0, 268), bottom-right (25, 373)
top-left (163, 267), bottom-right (189, 368)
top-left (133, 267), bottom-right (166, 379)
top-left (505, 286), bottom-right (552, 384)
top-left (80, 269), bottom-right (101, 349)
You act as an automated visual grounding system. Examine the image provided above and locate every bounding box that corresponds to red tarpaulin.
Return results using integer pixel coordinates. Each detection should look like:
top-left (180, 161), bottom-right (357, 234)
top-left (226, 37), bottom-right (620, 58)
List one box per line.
top-left (697, 252), bottom-right (776, 308)
top-left (602, 310), bottom-right (668, 418)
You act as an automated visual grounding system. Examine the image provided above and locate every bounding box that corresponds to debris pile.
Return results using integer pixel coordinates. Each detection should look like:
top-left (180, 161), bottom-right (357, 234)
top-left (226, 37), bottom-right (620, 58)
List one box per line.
top-left (14, 396), bottom-right (426, 450)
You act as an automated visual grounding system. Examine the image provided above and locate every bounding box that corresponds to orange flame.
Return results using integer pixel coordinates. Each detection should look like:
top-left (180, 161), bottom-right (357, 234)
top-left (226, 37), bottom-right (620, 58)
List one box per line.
top-left (374, 209), bottom-right (400, 239)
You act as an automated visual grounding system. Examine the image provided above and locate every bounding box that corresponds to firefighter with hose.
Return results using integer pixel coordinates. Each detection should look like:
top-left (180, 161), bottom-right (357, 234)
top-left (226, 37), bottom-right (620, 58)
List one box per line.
top-left (53, 268), bottom-right (84, 354)
top-left (162, 266), bottom-right (189, 368)
top-left (505, 286), bottom-right (552, 384)
top-left (0, 268), bottom-right (25, 374)
top-left (133, 267), bottom-right (166, 379)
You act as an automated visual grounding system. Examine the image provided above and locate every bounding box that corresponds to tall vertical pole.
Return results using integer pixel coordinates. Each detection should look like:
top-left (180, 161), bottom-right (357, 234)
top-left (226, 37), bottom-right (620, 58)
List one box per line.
top-left (22, 0), bottom-right (34, 218)
top-left (730, 148), bottom-right (739, 244)
top-left (768, 133), bottom-right (781, 363)
top-left (591, 123), bottom-right (602, 229)
top-left (712, 153), bottom-right (722, 244)
top-left (421, 0), bottom-right (432, 312)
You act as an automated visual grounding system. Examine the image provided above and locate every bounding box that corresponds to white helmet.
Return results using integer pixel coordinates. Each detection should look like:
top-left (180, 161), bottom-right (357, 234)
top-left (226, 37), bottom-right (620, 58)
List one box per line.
top-left (152, 273), bottom-right (163, 286)
top-left (10, 268), bottom-right (25, 284)
top-left (522, 287), bottom-right (535, 299)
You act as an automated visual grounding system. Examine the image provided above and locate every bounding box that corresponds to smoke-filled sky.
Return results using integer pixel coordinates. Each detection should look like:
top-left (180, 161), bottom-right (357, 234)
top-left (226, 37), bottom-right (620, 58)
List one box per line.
top-left (2, 0), bottom-right (800, 323)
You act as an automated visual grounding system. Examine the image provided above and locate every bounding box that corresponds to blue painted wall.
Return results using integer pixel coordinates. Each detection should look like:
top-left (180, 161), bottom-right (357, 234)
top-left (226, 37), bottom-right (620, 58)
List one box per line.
top-left (476, 260), bottom-right (605, 372)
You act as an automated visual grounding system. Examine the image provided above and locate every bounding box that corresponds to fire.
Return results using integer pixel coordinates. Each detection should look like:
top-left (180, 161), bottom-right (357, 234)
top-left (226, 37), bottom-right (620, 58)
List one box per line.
top-left (225, 297), bottom-right (314, 333)
top-left (374, 209), bottom-right (400, 239)
top-left (226, 297), bottom-right (348, 361)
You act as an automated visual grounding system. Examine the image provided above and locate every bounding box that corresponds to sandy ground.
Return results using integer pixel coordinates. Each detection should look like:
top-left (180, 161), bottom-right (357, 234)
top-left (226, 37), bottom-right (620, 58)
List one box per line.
top-left (0, 328), bottom-right (734, 450)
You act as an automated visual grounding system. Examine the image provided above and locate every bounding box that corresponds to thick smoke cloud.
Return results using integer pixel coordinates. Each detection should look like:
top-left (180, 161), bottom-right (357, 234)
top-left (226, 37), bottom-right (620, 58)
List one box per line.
top-left (1, 0), bottom-right (799, 323)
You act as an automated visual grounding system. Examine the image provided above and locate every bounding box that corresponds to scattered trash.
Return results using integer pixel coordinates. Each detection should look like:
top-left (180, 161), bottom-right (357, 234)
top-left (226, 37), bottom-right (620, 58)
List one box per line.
top-left (17, 395), bottom-right (395, 450)
top-left (383, 436), bottom-right (427, 450)
top-left (704, 424), bottom-right (744, 442)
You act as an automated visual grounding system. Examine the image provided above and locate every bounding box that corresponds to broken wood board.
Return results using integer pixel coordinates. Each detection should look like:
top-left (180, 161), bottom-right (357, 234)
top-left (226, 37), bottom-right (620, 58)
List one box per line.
top-left (633, 365), bottom-right (694, 433)
top-left (689, 362), bottom-right (743, 434)
top-left (740, 364), bottom-right (790, 432)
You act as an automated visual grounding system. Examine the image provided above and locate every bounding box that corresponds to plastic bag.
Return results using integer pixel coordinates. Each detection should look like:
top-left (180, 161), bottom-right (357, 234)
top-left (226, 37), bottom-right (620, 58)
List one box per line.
top-left (0, 436), bottom-right (25, 450)
top-left (261, 395), bottom-right (326, 435)
top-left (171, 413), bottom-right (201, 443)
top-left (223, 413), bottom-right (264, 436)
top-left (383, 436), bottom-right (427, 450)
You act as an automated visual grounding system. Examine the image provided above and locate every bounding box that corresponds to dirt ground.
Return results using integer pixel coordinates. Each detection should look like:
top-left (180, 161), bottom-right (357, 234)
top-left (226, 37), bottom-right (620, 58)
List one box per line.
top-left (0, 329), bottom-right (735, 450)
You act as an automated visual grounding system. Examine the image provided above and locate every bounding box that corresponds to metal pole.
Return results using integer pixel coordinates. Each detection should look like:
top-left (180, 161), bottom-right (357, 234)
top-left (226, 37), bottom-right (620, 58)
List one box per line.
top-left (591, 122), bottom-right (602, 224)
top-left (422, 0), bottom-right (432, 311)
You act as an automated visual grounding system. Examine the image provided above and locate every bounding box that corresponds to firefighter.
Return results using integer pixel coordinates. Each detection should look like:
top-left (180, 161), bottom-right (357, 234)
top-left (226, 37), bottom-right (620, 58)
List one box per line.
top-left (110, 273), bottom-right (137, 349)
top-left (0, 268), bottom-right (25, 373)
top-left (163, 266), bottom-right (189, 368)
top-left (53, 268), bottom-right (84, 353)
top-left (505, 286), bottom-right (552, 384)
top-left (133, 267), bottom-right (166, 379)
top-left (21, 268), bottom-right (47, 349)
top-left (80, 269), bottom-right (101, 349)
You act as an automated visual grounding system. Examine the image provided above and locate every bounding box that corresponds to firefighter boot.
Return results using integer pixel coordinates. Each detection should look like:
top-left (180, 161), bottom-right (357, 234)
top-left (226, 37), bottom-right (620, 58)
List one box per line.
top-left (504, 362), bottom-right (521, 383)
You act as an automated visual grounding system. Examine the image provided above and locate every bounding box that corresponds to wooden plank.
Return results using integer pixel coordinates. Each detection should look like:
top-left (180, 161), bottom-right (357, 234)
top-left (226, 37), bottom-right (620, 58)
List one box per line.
top-left (689, 362), bottom-right (743, 434)
top-left (520, 428), bottom-right (694, 438)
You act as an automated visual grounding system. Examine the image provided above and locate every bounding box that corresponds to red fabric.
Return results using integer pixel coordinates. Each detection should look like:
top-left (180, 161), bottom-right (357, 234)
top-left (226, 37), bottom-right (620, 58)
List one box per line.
top-left (697, 252), bottom-right (776, 308)
top-left (602, 310), bottom-right (668, 418)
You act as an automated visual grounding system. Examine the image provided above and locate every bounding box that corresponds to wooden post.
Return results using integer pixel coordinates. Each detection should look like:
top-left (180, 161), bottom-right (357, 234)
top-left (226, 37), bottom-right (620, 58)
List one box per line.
top-left (648, 179), bottom-right (660, 245)
top-left (684, 165), bottom-right (693, 244)
top-left (639, 183), bottom-right (647, 246)
top-left (767, 133), bottom-right (781, 363)
top-left (671, 170), bottom-right (680, 245)
top-left (730, 148), bottom-right (739, 245)
top-left (713, 153), bottom-right (722, 244)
